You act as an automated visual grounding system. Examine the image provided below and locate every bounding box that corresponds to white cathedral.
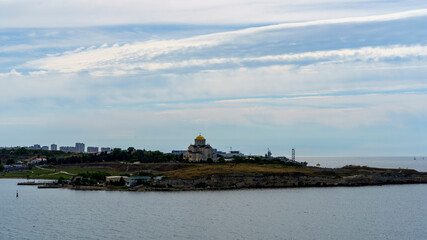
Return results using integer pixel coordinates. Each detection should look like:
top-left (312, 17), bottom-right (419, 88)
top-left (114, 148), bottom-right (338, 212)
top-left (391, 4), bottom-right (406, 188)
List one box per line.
top-left (183, 134), bottom-right (217, 162)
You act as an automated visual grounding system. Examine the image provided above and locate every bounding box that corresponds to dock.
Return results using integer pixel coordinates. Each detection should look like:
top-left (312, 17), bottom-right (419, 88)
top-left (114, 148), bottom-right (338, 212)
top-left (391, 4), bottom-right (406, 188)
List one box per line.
top-left (38, 184), bottom-right (62, 189)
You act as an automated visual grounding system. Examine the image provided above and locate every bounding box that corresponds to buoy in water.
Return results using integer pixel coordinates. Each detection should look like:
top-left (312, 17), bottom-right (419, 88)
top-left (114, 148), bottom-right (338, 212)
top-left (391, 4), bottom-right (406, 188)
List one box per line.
top-left (16, 190), bottom-right (18, 198)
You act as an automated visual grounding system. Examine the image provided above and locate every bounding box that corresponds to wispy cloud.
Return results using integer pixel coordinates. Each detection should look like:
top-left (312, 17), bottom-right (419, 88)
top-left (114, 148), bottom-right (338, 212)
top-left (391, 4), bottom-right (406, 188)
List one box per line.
top-left (22, 44), bottom-right (427, 76)
top-left (20, 8), bottom-right (427, 76)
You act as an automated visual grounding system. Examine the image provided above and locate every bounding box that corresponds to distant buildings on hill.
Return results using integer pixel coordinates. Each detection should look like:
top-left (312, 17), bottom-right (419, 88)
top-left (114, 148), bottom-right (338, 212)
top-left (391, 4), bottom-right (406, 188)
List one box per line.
top-left (0, 142), bottom-right (111, 153)
top-left (1, 135), bottom-right (294, 161)
top-left (172, 135), bottom-right (294, 162)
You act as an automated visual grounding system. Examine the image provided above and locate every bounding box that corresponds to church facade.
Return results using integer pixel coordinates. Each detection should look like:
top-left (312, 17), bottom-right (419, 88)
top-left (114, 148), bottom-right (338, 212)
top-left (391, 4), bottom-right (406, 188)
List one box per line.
top-left (183, 135), bottom-right (217, 162)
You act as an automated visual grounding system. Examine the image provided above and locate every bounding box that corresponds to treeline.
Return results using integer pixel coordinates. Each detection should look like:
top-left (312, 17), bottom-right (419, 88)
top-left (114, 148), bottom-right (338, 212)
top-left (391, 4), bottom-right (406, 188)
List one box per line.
top-left (1, 147), bottom-right (307, 167)
top-left (47, 148), bottom-right (183, 165)
top-left (0, 148), bottom-right (69, 156)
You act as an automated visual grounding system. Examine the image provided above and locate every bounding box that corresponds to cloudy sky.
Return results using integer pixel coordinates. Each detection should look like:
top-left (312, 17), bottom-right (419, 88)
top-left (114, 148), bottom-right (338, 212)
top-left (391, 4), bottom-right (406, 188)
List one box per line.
top-left (1, 0), bottom-right (427, 156)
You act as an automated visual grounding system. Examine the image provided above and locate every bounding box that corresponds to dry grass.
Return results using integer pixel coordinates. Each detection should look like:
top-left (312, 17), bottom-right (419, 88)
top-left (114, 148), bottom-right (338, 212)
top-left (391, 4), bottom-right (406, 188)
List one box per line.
top-left (161, 163), bottom-right (322, 179)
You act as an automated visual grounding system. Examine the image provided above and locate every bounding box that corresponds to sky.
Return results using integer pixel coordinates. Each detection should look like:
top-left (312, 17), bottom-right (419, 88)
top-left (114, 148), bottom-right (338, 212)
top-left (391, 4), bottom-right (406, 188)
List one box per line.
top-left (1, 0), bottom-right (427, 156)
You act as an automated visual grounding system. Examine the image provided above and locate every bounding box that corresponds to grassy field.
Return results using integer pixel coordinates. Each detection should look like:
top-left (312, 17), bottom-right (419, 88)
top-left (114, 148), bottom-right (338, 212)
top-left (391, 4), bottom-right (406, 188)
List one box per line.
top-left (2, 162), bottom-right (416, 180)
top-left (159, 163), bottom-right (326, 179)
top-left (1, 163), bottom-right (315, 180)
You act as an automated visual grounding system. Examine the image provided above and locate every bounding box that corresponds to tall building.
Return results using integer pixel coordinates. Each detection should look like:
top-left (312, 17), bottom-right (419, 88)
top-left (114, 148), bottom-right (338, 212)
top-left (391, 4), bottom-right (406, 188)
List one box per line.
top-left (75, 142), bottom-right (85, 153)
top-left (87, 147), bottom-right (99, 153)
top-left (101, 147), bottom-right (111, 153)
top-left (183, 134), bottom-right (217, 162)
top-left (51, 144), bottom-right (57, 151)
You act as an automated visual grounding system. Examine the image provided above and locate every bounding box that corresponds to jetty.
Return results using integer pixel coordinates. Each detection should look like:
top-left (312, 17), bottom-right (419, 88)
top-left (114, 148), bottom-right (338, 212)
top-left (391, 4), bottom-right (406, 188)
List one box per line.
top-left (38, 184), bottom-right (62, 189)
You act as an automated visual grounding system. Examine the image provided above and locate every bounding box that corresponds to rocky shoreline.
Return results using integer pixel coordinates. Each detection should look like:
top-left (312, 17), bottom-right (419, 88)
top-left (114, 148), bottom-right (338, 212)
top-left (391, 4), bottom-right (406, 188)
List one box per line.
top-left (136, 171), bottom-right (427, 191)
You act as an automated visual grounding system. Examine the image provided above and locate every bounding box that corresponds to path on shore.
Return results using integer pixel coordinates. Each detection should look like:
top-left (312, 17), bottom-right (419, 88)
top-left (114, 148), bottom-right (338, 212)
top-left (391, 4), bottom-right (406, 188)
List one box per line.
top-left (35, 166), bottom-right (76, 176)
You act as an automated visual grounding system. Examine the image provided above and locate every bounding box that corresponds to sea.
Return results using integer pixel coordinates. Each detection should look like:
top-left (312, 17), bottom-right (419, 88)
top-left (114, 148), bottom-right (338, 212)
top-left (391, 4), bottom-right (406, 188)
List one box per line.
top-left (1, 157), bottom-right (426, 240)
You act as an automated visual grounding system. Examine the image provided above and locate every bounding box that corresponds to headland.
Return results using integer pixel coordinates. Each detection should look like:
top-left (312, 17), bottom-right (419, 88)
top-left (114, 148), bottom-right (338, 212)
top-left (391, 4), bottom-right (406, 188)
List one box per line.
top-left (6, 162), bottom-right (427, 191)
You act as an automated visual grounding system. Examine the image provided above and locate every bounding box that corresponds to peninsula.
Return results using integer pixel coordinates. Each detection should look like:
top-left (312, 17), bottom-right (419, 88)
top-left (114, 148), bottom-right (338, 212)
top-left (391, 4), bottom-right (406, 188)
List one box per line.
top-left (4, 162), bottom-right (427, 191)
top-left (2, 136), bottom-right (426, 191)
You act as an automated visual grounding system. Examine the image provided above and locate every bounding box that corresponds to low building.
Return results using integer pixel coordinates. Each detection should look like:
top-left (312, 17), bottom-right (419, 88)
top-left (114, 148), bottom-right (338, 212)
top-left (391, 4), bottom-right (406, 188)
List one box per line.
top-left (27, 144), bottom-right (41, 150)
top-left (213, 149), bottom-right (227, 156)
top-left (224, 151), bottom-right (244, 158)
top-left (87, 147), bottom-right (99, 153)
top-left (183, 134), bottom-right (217, 162)
top-left (29, 158), bottom-right (47, 164)
top-left (125, 176), bottom-right (151, 187)
top-left (171, 150), bottom-right (186, 155)
top-left (60, 146), bottom-right (75, 153)
top-left (101, 147), bottom-right (111, 153)
top-left (106, 176), bottom-right (128, 183)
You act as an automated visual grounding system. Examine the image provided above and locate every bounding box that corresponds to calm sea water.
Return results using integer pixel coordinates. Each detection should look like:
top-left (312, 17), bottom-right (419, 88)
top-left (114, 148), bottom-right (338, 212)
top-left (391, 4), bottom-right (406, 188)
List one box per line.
top-left (300, 156), bottom-right (427, 172)
top-left (1, 179), bottom-right (426, 240)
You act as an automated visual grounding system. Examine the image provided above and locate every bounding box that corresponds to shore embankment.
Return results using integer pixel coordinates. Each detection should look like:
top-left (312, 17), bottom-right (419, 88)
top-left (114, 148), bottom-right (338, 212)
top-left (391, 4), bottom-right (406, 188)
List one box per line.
top-left (145, 171), bottom-right (427, 191)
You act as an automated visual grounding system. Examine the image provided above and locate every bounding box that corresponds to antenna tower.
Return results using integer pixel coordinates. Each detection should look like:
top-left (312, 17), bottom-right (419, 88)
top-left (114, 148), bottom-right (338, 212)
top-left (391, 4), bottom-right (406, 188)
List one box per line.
top-left (292, 148), bottom-right (295, 161)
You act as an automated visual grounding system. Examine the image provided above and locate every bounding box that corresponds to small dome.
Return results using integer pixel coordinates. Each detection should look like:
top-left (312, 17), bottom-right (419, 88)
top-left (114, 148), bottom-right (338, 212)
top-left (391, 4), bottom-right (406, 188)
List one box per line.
top-left (195, 135), bottom-right (205, 140)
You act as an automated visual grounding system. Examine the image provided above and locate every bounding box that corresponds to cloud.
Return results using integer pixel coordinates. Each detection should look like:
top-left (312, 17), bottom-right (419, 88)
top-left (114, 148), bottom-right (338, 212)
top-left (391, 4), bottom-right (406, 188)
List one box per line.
top-left (22, 43), bottom-right (427, 78)
top-left (20, 7), bottom-right (427, 76)
top-left (0, 69), bottom-right (22, 77)
top-left (4, 58), bottom-right (427, 111)
top-left (2, 1), bottom-right (427, 27)
top-left (28, 70), bottom-right (47, 76)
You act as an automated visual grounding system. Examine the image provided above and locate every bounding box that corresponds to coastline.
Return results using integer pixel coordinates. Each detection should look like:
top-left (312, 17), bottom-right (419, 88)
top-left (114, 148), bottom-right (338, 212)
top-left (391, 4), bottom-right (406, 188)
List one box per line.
top-left (23, 167), bottom-right (427, 192)
top-left (60, 182), bottom-right (427, 192)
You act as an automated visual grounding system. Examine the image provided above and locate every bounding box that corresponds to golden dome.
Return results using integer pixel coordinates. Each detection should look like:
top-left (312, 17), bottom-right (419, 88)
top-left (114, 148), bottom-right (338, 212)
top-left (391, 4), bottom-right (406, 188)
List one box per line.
top-left (195, 135), bottom-right (205, 140)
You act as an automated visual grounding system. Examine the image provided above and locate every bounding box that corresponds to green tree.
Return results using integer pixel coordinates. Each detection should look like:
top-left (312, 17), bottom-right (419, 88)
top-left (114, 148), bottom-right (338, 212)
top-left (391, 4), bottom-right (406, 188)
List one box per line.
top-left (0, 165), bottom-right (4, 172)
top-left (119, 177), bottom-right (126, 186)
top-left (14, 147), bottom-right (28, 155)
top-left (6, 158), bottom-right (15, 165)
top-left (254, 157), bottom-right (262, 164)
top-left (57, 176), bottom-right (65, 184)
